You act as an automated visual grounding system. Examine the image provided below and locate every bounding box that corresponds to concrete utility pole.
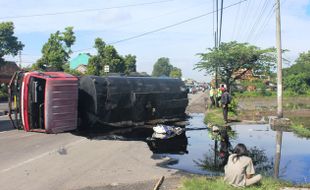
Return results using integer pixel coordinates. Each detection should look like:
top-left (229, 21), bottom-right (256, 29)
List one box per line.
top-left (276, 0), bottom-right (283, 118)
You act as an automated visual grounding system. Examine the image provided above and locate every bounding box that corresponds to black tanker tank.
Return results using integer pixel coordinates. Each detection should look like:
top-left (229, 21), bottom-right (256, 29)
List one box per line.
top-left (78, 76), bottom-right (188, 128)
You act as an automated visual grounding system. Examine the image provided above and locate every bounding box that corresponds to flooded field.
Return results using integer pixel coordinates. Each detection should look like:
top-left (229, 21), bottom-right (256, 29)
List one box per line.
top-left (79, 114), bottom-right (310, 184)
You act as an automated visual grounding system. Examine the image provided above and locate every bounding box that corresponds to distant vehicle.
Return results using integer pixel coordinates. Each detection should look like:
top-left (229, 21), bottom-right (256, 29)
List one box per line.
top-left (185, 85), bottom-right (197, 94)
top-left (8, 71), bottom-right (188, 133)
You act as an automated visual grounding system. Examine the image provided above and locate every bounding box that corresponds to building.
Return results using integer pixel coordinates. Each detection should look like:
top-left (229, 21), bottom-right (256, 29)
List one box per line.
top-left (232, 68), bottom-right (256, 81)
top-left (76, 64), bottom-right (87, 74)
top-left (0, 61), bottom-right (20, 84)
top-left (69, 53), bottom-right (90, 73)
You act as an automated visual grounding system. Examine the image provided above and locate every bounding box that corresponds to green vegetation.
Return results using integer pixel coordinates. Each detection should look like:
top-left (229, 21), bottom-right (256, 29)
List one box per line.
top-left (284, 50), bottom-right (310, 94)
top-left (170, 67), bottom-right (182, 78)
top-left (179, 177), bottom-right (294, 190)
top-left (0, 22), bottom-right (24, 64)
top-left (204, 108), bottom-right (238, 126)
top-left (204, 108), bottom-right (226, 126)
top-left (87, 38), bottom-right (137, 75)
top-left (152, 57), bottom-right (182, 78)
top-left (33, 27), bottom-right (76, 71)
top-left (290, 124), bottom-right (310, 138)
top-left (195, 41), bottom-right (276, 91)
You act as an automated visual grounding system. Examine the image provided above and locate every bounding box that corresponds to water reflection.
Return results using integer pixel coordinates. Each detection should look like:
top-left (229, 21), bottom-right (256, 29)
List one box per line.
top-left (274, 130), bottom-right (283, 178)
top-left (146, 132), bottom-right (188, 154)
top-left (74, 114), bottom-right (310, 184)
top-left (155, 114), bottom-right (310, 184)
top-left (194, 126), bottom-right (273, 176)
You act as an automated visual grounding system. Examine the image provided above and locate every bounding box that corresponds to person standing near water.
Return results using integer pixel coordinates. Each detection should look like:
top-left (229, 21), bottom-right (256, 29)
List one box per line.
top-left (221, 87), bottom-right (231, 124)
top-left (209, 87), bottom-right (216, 108)
top-left (224, 143), bottom-right (262, 187)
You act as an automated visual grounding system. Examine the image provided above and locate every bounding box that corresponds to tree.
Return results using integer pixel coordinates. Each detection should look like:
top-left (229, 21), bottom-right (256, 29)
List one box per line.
top-left (284, 73), bottom-right (309, 94)
top-left (283, 50), bottom-right (310, 93)
top-left (87, 38), bottom-right (126, 75)
top-left (124, 54), bottom-right (136, 74)
top-left (152, 57), bottom-right (173, 77)
top-left (34, 27), bottom-right (76, 71)
top-left (0, 22), bottom-right (24, 64)
top-left (195, 41), bottom-right (276, 90)
top-left (284, 50), bottom-right (310, 86)
top-left (169, 67), bottom-right (182, 78)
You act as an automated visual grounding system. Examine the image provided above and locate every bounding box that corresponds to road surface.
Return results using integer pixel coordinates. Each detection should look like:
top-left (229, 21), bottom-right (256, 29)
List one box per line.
top-left (186, 91), bottom-right (208, 113)
top-left (0, 92), bottom-right (206, 190)
top-left (0, 102), bottom-right (8, 115)
top-left (0, 115), bottom-right (182, 190)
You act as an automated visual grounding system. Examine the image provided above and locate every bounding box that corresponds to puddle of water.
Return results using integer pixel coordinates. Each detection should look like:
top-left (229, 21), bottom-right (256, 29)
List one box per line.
top-left (155, 114), bottom-right (310, 184)
top-left (76, 114), bottom-right (310, 184)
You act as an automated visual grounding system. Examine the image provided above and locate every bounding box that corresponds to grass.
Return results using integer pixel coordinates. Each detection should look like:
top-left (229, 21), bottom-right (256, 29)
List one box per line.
top-left (204, 108), bottom-right (226, 126)
top-left (179, 177), bottom-right (295, 190)
top-left (204, 108), bottom-right (238, 126)
top-left (290, 124), bottom-right (310, 138)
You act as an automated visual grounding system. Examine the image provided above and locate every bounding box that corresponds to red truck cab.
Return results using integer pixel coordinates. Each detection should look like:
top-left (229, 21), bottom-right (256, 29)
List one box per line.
top-left (9, 71), bottom-right (78, 133)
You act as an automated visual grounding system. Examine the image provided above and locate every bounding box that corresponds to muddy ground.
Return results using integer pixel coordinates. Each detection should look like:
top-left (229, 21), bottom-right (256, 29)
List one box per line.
top-left (188, 92), bottom-right (310, 128)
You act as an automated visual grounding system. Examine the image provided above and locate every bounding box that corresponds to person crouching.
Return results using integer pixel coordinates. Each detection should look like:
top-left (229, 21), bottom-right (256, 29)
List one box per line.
top-left (224, 143), bottom-right (262, 187)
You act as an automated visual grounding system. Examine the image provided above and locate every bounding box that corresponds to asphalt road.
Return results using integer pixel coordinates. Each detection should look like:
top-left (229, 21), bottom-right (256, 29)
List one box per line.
top-left (0, 92), bottom-right (205, 190)
top-left (0, 115), bottom-right (181, 190)
top-left (0, 102), bottom-right (8, 115)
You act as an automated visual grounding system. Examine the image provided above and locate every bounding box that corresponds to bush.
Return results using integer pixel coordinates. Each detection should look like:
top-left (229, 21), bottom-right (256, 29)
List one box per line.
top-left (238, 79), bottom-right (274, 97)
top-left (284, 73), bottom-right (309, 94)
top-left (228, 97), bottom-right (238, 115)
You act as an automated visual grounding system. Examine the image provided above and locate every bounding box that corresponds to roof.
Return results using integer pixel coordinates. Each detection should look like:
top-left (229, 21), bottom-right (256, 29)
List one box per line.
top-left (69, 53), bottom-right (90, 69)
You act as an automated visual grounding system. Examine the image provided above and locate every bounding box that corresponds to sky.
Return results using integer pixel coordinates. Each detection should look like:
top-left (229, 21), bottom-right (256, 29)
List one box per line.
top-left (1, 0), bottom-right (310, 82)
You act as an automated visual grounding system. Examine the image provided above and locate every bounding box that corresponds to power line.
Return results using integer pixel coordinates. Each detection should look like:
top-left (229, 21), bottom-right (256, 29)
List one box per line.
top-left (231, 2), bottom-right (241, 40)
top-left (0, 0), bottom-right (174, 20)
top-left (253, 3), bottom-right (276, 43)
top-left (246, 0), bottom-right (270, 42)
top-left (73, 0), bottom-right (250, 53)
top-left (237, 0), bottom-right (251, 41)
top-left (102, 0), bottom-right (212, 32)
top-left (254, 0), bottom-right (289, 43)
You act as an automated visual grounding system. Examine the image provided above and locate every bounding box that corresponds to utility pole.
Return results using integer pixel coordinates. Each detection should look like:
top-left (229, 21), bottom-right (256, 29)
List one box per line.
top-left (276, 0), bottom-right (283, 118)
top-left (215, 0), bottom-right (219, 88)
top-left (219, 0), bottom-right (224, 46)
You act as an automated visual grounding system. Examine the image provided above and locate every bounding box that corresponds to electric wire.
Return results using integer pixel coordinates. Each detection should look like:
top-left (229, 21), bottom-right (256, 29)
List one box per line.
top-left (103, 0), bottom-right (212, 33)
top-left (234, 0), bottom-right (248, 41)
top-left (241, 0), bottom-right (258, 42)
top-left (253, 3), bottom-right (276, 43)
top-left (73, 0), bottom-right (250, 53)
top-left (0, 0), bottom-right (174, 20)
top-left (246, 0), bottom-right (270, 42)
top-left (231, 2), bottom-right (241, 40)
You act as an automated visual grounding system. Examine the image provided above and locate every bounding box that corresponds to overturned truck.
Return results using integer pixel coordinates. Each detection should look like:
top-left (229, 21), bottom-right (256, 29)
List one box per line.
top-left (8, 71), bottom-right (188, 133)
